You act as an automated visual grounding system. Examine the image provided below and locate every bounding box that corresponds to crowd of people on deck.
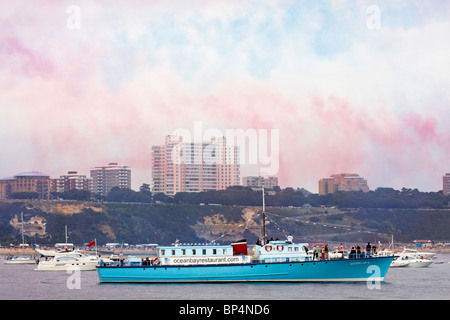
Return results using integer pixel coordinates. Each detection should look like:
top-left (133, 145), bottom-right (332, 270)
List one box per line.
top-left (258, 235), bottom-right (379, 260)
top-left (308, 242), bottom-right (378, 260)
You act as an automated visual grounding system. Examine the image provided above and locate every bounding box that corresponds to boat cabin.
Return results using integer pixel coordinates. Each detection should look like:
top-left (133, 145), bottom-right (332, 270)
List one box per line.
top-left (158, 245), bottom-right (233, 258)
top-left (254, 240), bottom-right (309, 262)
top-left (156, 240), bottom-right (251, 266)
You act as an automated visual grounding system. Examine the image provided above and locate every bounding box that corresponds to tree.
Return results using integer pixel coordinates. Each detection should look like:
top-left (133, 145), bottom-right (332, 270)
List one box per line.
top-left (106, 187), bottom-right (151, 203)
top-left (139, 183), bottom-right (151, 195)
top-left (9, 192), bottom-right (39, 200)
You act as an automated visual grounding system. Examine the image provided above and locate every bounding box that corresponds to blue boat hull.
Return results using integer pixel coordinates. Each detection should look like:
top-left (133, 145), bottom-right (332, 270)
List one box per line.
top-left (97, 256), bottom-right (394, 283)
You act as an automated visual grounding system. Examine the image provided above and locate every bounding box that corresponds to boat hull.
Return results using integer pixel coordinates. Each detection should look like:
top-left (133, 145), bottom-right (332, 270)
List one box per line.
top-left (35, 260), bottom-right (98, 271)
top-left (4, 257), bottom-right (36, 265)
top-left (97, 256), bottom-right (394, 283)
top-left (406, 260), bottom-right (433, 268)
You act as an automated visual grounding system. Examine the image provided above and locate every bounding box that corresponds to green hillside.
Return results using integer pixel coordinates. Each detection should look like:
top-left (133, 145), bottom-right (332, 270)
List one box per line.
top-left (1, 200), bottom-right (449, 246)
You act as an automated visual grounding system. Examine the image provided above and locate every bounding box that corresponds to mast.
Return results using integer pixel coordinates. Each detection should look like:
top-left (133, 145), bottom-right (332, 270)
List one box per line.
top-left (262, 187), bottom-right (266, 245)
top-left (21, 212), bottom-right (25, 255)
top-left (65, 225), bottom-right (68, 247)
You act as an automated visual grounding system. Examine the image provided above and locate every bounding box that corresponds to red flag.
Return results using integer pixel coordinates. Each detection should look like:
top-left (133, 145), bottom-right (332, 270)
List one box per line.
top-left (87, 240), bottom-right (96, 247)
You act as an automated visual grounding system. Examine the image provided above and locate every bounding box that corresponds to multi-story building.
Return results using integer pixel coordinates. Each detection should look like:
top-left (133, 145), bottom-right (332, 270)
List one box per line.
top-left (318, 177), bottom-right (335, 195)
top-left (319, 173), bottom-right (369, 195)
top-left (0, 172), bottom-right (51, 200)
top-left (90, 163), bottom-right (131, 196)
top-left (242, 176), bottom-right (278, 189)
top-left (444, 173), bottom-right (450, 196)
top-left (51, 171), bottom-right (91, 193)
top-left (151, 135), bottom-right (240, 195)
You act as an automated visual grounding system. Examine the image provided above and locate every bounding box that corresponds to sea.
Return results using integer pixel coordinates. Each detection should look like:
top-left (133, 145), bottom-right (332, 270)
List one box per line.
top-left (1, 253), bottom-right (449, 302)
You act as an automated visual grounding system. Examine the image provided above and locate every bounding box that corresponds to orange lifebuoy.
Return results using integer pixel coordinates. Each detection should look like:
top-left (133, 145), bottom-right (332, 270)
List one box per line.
top-left (265, 245), bottom-right (272, 252)
top-left (277, 245), bottom-right (284, 251)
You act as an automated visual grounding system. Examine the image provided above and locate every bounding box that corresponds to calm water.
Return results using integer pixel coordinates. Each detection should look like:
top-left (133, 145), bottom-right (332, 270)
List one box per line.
top-left (1, 253), bottom-right (449, 300)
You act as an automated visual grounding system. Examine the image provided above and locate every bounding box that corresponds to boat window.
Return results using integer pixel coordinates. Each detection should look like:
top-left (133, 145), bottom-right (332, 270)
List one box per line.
top-left (213, 249), bottom-right (217, 255)
top-left (295, 247), bottom-right (299, 251)
top-left (202, 249), bottom-right (206, 255)
top-left (56, 256), bottom-right (76, 262)
top-left (161, 250), bottom-right (165, 255)
top-left (172, 250), bottom-right (176, 255)
top-left (182, 249), bottom-right (186, 255)
top-left (288, 247), bottom-right (292, 252)
top-left (192, 249), bottom-right (196, 255)
top-left (223, 249), bottom-right (227, 255)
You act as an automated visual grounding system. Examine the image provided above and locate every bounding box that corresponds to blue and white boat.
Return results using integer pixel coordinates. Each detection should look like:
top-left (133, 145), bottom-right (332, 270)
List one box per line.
top-left (97, 239), bottom-right (394, 283)
top-left (97, 189), bottom-right (394, 283)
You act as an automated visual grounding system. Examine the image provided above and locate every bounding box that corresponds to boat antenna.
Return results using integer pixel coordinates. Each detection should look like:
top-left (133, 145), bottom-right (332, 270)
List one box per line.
top-left (65, 225), bottom-right (68, 246)
top-left (262, 187), bottom-right (266, 245)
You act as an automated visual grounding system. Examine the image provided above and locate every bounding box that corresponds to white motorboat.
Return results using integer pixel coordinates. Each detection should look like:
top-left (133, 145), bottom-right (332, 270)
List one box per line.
top-left (35, 251), bottom-right (99, 271)
top-left (396, 255), bottom-right (433, 268)
top-left (4, 255), bottom-right (35, 265)
top-left (390, 250), bottom-right (433, 268)
top-left (390, 256), bottom-right (410, 267)
top-left (400, 248), bottom-right (436, 260)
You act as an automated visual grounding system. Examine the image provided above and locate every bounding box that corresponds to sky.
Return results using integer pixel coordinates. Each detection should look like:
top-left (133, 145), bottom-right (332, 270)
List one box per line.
top-left (1, 0), bottom-right (450, 193)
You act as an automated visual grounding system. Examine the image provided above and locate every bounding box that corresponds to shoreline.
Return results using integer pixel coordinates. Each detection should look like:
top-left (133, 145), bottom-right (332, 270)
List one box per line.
top-left (0, 247), bottom-right (157, 256)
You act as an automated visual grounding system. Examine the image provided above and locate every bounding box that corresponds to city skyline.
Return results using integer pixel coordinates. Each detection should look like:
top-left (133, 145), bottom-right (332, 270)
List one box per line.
top-left (1, 1), bottom-right (450, 193)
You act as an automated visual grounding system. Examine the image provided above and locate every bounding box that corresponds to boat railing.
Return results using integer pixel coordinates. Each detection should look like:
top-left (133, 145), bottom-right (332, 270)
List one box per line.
top-left (97, 251), bottom-right (394, 267)
top-left (256, 252), bottom-right (390, 264)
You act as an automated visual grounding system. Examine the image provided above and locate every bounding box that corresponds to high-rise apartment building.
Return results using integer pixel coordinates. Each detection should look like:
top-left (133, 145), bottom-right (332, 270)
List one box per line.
top-left (0, 172), bottom-right (51, 200)
top-left (319, 173), bottom-right (369, 195)
top-left (151, 135), bottom-right (240, 195)
top-left (318, 177), bottom-right (335, 195)
top-left (51, 171), bottom-right (92, 193)
top-left (90, 163), bottom-right (131, 196)
top-left (444, 173), bottom-right (450, 196)
top-left (242, 176), bottom-right (278, 189)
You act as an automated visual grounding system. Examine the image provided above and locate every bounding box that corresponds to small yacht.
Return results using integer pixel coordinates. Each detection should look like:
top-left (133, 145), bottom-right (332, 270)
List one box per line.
top-left (390, 256), bottom-right (410, 267)
top-left (4, 255), bottom-right (35, 265)
top-left (400, 248), bottom-right (436, 260)
top-left (391, 255), bottom-right (433, 268)
top-left (390, 249), bottom-right (434, 268)
top-left (35, 251), bottom-right (99, 271)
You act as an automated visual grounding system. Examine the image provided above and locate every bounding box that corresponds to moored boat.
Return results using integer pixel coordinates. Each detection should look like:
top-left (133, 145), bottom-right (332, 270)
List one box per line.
top-left (97, 239), bottom-right (395, 283)
top-left (35, 251), bottom-right (99, 271)
top-left (390, 250), bottom-right (433, 268)
top-left (4, 255), bottom-right (35, 265)
top-left (399, 248), bottom-right (436, 260)
top-left (97, 189), bottom-right (395, 283)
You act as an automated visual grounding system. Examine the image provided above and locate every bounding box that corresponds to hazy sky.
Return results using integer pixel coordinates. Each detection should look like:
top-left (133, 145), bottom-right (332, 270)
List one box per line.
top-left (1, 0), bottom-right (449, 193)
